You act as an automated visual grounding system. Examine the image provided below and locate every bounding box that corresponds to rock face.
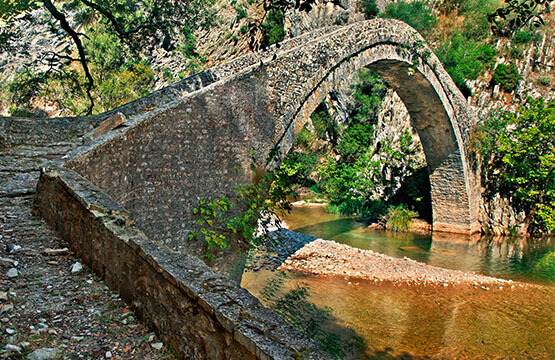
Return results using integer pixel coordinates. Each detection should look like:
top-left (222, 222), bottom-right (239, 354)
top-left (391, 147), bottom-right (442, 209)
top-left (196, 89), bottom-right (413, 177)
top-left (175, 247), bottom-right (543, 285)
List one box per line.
top-left (284, 0), bottom-right (398, 38)
top-left (480, 194), bottom-right (529, 236)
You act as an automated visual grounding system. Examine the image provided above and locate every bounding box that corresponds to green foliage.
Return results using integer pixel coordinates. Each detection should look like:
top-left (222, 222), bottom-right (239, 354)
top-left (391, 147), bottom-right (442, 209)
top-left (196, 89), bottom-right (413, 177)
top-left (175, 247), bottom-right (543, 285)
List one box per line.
top-left (455, 0), bottom-right (499, 40)
top-left (189, 166), bottom-right (292, 258)
top-left (470, 98), bottom-right (555, 234)
top-left (85, 23), bottom-right (126, 76)
top-left (311, 103), bottom-right (337, 143)
top-left (178, 26), bottom-right (197, 58)
top-left (277, 151), bottom-right (318, 189)
top-left (0, 0), bottom-right (38, 22)
top-left (235, 6), bottom-right (247, 21)
top-left (261, 272), bottom-right (362, 359)
top-left (1, 0), bottom-right (215, 115)
top-left (381, 1), bottom-right (437, 35)
top-left (536, 74), bottom-right (551, 87)
top-left (96, 60), bottom-right (154, 113)
top-left (189, 199), bottom-right (232, 260)
top-left (492, 63), bottom-right (521, 92)
top-left (488, 0), bottom-right (552, 36)
top-left (278, 69), bottom-right (425, 218)
top-left (382, 204), bottom-right (418, 232)
top-left (436, 32), bottom-right (497, 96)
top-left (513, 30), bottom-right (533, 44)
top-left (260, 7), bottom-right (284, 47)
top-left (359, 0), bottom-right (379, 19)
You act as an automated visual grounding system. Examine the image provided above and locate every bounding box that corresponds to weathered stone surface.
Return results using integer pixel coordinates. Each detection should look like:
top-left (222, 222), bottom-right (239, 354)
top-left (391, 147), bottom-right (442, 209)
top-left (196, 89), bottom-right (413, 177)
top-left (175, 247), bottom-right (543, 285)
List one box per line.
top-left (89, 112), bottom-right (127, 140)
top-left (34, 166), bottom-right (332, 359)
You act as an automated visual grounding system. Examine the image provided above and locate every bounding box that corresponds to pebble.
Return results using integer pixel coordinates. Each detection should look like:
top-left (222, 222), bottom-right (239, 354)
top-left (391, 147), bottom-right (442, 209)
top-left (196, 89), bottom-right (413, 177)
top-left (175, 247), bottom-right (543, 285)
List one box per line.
top-left (71, 262), bottom-right (83, 274)
top-left (27, 348), bottom-right (59, 360)
top-left (7, 268), bottom-right (18, 278)
top-left (105, 350), bottom-right (112, 359)
top-left (151, 342), bottom-right (164, 350)
top-left (1, 304), bottom-right (14, 314)
top-left (5, 344), bottom-right (22, 353)
top-left (5, 328), bottom-right (16, 334)
top-left (71, 336), bottom-right (84, 342)
top-left (145, 332), bottom-right (156, 342)
top-left (0, 291), bottom-right (8, 301)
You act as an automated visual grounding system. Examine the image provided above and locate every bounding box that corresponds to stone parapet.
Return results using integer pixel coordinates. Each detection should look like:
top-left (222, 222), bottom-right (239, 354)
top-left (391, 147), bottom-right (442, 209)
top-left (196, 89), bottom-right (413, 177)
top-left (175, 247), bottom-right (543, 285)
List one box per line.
top-left (34, 165), bottom-right (330, 360)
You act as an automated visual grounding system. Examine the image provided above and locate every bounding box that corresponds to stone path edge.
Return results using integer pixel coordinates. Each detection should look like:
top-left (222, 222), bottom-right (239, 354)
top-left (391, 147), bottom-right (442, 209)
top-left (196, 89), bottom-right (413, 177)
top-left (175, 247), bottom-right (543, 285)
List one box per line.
top-left (33, 164), bottom-right (331, 360)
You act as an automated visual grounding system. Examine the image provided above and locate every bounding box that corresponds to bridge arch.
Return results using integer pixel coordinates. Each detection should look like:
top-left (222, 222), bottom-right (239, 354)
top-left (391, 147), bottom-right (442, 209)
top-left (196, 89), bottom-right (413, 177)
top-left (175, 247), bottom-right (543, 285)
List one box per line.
top-left (57, 18), bottom-right (481, 270)
top-left (260, 19), bottom-right (480, 234)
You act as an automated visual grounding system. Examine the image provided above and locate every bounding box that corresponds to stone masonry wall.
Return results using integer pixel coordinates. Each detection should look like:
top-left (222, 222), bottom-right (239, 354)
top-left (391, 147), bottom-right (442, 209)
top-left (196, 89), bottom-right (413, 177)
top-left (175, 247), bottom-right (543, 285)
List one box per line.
top-left (34, 165), bottom-right (330, 360)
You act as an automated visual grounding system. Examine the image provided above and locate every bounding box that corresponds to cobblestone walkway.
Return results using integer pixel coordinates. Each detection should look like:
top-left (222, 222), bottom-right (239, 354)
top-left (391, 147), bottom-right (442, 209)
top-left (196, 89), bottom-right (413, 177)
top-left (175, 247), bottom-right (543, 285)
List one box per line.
top-left (0, 141), bottom-right (175, 359)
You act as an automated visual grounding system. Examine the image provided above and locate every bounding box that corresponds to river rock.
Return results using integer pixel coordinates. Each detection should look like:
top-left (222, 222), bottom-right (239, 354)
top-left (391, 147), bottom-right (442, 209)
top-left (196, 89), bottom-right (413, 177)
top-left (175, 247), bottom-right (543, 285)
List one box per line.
top-left (71, 262), bottom-right (83, 274)
top-left (6, 268), bottom-right (18, 278)
top-left (27, 348), bottom-right (59, 360)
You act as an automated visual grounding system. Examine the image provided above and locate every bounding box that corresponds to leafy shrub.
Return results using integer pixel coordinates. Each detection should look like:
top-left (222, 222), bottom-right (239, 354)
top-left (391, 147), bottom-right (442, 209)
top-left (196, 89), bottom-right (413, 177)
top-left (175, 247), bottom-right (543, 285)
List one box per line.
top-left (311, 103), bottom-right (337, 143)
top-left (179, 26), bottom-right (197, 58)
top-left (260, 8), bottom-right (284, 47)
top-left (536, 74), bottom-right (551, 87)
top-left (96, 61), bottom-right (154, 112)
top-left (383, 204), bottom-right (418, 232)
top-left (436, 33), bottom-right (497, 96)
top-left (360, 0), bottom-right (379, 19)
top-left (492, 63), bottom-right (521, 92)
top-left (277, 151), bottom-right (318, 190)
top-left (381, 1), bottom-right (437, 35)
top-left (470, 98), bottom-right (555, 234)
top-left (513, 30), bottom-right (533, 44)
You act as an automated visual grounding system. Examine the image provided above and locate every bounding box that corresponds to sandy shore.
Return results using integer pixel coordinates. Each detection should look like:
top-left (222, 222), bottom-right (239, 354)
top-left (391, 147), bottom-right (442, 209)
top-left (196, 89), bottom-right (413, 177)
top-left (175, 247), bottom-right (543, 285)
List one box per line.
top-left (278, 239), bottom-right (523, 288)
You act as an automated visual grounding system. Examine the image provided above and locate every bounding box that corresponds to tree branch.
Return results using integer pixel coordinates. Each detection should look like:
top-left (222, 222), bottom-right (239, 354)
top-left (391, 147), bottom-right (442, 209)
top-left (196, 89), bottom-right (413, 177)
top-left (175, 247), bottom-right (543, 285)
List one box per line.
top-left (42, 0), bottom-right (95, 114)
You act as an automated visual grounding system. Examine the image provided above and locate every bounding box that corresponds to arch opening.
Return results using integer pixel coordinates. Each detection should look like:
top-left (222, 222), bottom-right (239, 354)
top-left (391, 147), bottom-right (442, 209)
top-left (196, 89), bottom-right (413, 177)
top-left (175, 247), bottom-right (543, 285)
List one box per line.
top-left (275, 68), bottom-right (433, 223)
top-left (269, 38), bottom-right (480, 234)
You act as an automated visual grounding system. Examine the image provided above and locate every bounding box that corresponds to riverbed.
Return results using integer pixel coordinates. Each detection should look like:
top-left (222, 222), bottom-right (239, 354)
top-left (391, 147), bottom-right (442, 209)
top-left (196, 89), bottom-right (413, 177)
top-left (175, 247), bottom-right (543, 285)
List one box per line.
top-left (241, 206), bottom-right (555, 359)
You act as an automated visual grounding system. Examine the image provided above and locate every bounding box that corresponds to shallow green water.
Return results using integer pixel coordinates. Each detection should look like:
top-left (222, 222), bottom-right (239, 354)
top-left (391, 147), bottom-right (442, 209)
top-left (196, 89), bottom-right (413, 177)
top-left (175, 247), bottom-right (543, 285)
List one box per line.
top-left (241, 206), bottom-right (555, 359)
top-left (282, 206), bottom-right (555, 284)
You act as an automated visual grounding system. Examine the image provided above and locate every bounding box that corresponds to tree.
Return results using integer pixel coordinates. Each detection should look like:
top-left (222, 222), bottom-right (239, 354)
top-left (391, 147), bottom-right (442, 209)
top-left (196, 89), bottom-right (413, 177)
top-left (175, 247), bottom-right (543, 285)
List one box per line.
top-left (471, 98), bottom-right (555, 234)
top-left (245, 0), bottom-right (344, 50)
top-left (488, 0), bottom-right (553, 36)
top-left (1, 0), bottom-right (215, 114)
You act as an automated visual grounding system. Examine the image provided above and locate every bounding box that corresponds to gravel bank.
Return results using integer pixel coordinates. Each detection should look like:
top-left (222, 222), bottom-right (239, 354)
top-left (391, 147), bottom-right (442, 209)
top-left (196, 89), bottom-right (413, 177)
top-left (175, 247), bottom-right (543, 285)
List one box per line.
top-left (279, 239), bottom-right (522, 287)
top-left (1, 142), bottom-right (175, 359)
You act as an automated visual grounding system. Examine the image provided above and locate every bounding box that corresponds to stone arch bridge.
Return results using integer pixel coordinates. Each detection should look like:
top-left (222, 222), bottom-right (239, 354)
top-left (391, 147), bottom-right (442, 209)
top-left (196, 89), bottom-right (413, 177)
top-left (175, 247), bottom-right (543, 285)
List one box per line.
top-left (51, 18), bottom-right (479, 244)
top-left (29, 18), bottom-right (482, 359)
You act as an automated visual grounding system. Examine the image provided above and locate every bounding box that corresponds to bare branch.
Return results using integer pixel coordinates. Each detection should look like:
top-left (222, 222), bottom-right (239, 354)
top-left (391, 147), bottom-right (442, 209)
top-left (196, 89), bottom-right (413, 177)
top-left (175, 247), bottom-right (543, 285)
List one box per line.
top-left (42, 0), bottom-right (95, 114)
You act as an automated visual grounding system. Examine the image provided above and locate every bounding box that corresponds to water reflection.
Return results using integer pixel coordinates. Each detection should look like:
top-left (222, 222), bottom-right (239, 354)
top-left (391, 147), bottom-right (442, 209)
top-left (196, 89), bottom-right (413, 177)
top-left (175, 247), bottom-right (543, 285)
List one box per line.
top-left (242, 270), bottom-right (555, 359)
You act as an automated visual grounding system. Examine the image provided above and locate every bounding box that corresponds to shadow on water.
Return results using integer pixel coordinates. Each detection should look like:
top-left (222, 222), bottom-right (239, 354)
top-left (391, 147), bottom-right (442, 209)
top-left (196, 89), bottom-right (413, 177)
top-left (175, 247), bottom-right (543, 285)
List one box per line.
top-left (243, 269), bottom-right (555, 360)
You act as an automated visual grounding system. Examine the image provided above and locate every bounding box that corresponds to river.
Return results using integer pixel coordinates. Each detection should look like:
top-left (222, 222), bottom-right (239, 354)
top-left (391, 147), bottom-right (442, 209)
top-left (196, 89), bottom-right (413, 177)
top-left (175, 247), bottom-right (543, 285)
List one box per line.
top-left (241, 206), bottom-right (555, 359)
